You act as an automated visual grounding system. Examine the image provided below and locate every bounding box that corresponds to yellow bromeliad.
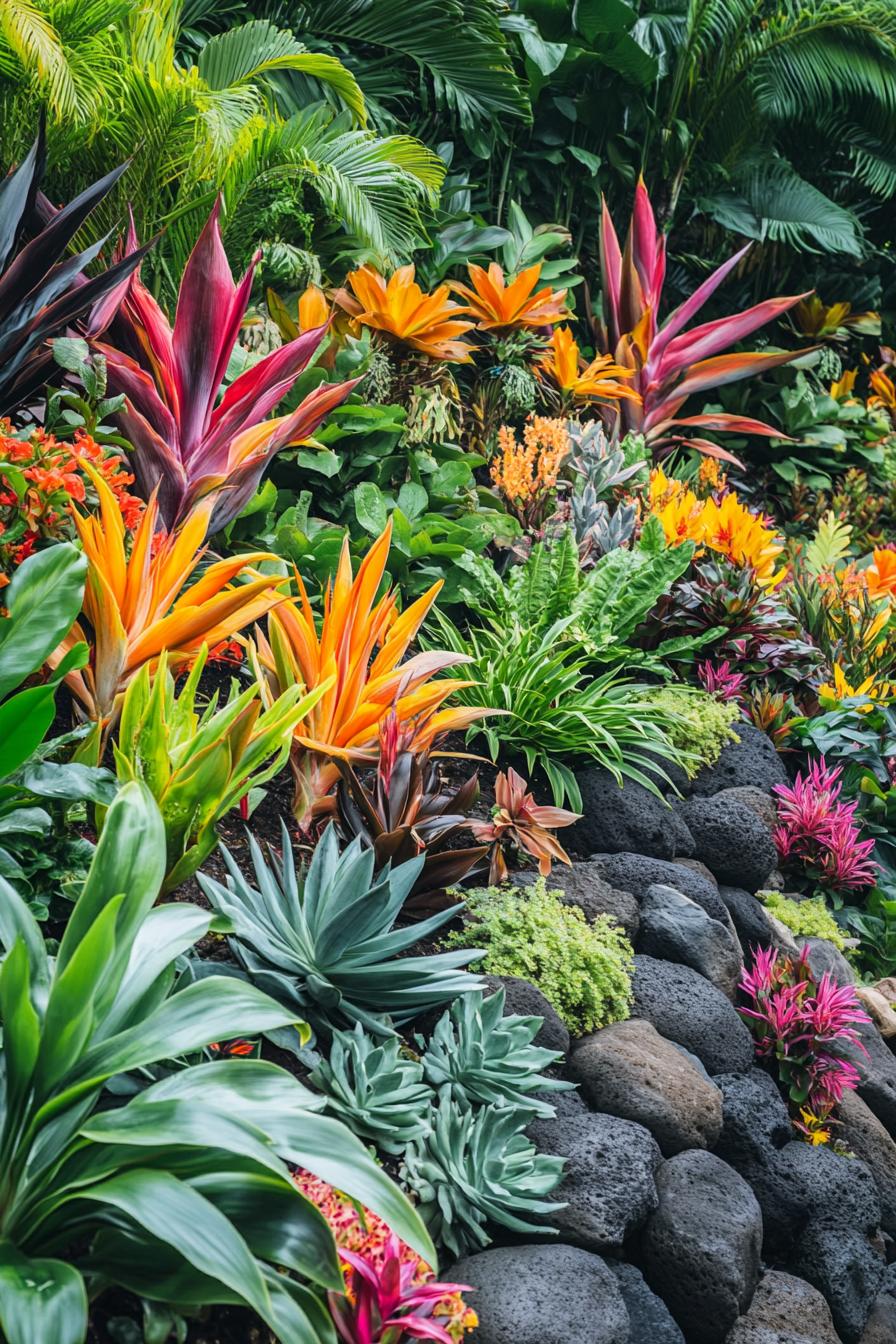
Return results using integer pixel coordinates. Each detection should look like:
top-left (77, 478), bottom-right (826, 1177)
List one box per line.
top-left (451, 262), bottom-right (569, 332)
top-left (536, 326), bottom-right (638, 406)
top-left (49, 465), bottom-right (285, 741)
top-left (818, 663), bottom-right (893, 710)
top-left (336, 264), bottom-right (475, 362)
top-left (253, 521), bottom-right (488, 821)
top-left (648, 467), bottom-right (785, 587)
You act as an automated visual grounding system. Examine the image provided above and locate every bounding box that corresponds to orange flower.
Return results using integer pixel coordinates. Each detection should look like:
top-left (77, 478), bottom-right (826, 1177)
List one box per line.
top-left (491, 417), bottom-right (569, 528)
top-left (869, 368), bottom-right (896, 414)
top-left (537, 326), bottom-right (638, 404)
top-left (867, 548), bottom-right (896, 602)
top-left (451, 262), bottom-right (569, 332)
top-left (253, 520), bottom-right (488, 820)
top-left (647, 467), bottom-right (785, 587)
top-left (336, 264), bottom-right (475, 362)
top-left (830, 369), bottom-right (858, 400)
top-left (48, 463), bottom-right (285, 737)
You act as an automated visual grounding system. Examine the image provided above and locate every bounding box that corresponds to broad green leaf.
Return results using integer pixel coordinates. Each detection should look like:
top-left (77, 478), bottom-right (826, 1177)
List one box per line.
top-left (0, 544), bottom-right (86, 702)
top-left (0, 1244), bottom-right (87, 1344)
top-left (354, 481), bottom-right (390, 535)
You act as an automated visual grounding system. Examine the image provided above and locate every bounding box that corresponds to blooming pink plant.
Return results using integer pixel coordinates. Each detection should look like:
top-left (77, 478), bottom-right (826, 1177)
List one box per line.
top-left (739, 945), bottom-right (869, 1142)
top-left (697, 659), bottom-right (746, 702)
top-left (773, 759), bottom-right (878, 892)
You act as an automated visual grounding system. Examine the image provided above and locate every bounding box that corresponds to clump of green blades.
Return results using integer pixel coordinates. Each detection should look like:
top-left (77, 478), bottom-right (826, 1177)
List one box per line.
top-left (114, 645), bottom-right (330, 893)
top-left (198, 822), bottom-right (484, 1035)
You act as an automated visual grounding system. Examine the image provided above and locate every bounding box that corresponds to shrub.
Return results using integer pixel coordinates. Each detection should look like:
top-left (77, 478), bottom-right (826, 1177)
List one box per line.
top-left (641, 685), bottom-right (740, 776)
top-left (447, 879), bottom-right (633, 1035)
top-left (759, 890), bottom-right (848, 950)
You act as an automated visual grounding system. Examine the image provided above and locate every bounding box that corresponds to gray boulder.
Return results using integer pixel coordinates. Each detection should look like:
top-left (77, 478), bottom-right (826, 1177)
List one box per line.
top-left (571, 766), bottom-right (695, 860)
top-left (690, 725), bottom-right (788, 797)
top-left (590, 852), bottom-right (728, 923)
top-left (714, 1069), bottom-right (792, 1164)
top-left (527, 1110), bottom-right (661, 1252)
top-left (680, 795), bottom-right (778, 890)
top-left (718, 886), bottom-right (781, 955)
top-left (632, 955), bottom-right (755, 1074)
top-left (723, 1270), bottom-right (841, 1344)
top-left (639, 883), bottom-right (743, 998)
top-left (570, 1019), bottom-right (723, 1156)
top-left (611, 1262), bottom-right (685, 1343)
top-left (448, 1243), bottom-right (630, 1344)
top-left (801, 935), bottom-right (856, 986)
top-left (789, 1222), bottom-right (885, 1343)
top-left (515, 861), bottom-right (640, 940)
top-left (717, 786), bottom-right (778, 832)
top-left (859, 1288), bottom-right (896, 1343)
top-left (480, 974), bottom-right (570, 1056)
top-left (838, 1090), bottom-right (896, 1237)
top-left (641, 1150), bottom-right (763, 1344)
top-left (851, 1019), bottom-right (896, 1134)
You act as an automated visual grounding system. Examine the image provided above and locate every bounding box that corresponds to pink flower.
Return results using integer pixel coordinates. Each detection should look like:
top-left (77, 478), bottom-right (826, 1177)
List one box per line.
top-left (697, 659), bottom-right (746, 702)
top-left (773, 759), bottom-right (878, 892)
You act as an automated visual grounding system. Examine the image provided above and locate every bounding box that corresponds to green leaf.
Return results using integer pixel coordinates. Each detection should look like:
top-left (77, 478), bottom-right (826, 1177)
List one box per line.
top-left (0, 1244), bottom-right (87, 1344)
top-left (353, 481), bottom-right (390, 535)
top-left (575, 0), bottom-right (637, 41)
top-left (396, 481), bottom-right (428, 520)
top-left (0, 544), bottom-right (86, 702)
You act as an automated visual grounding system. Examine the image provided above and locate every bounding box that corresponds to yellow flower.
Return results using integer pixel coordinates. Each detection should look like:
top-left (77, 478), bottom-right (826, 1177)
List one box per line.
top-left (869, 368), bottom-right (896, 414)
top-left (297, 283), bottom-right (330, 331)
top-left (699, 492), bottom-right (786, 588)
top-left (335, 264), bottom-right (475, 362)
top-left (537, 326), bottom-right (639, 404)
top-left (451, 262), bottom-right (569, 332)
top-left (648, 467), bottom-right (702, 546)
top-left (829, 368), bottom-right (857, 400)
top-left (818, 663), bottom-right (892, 709)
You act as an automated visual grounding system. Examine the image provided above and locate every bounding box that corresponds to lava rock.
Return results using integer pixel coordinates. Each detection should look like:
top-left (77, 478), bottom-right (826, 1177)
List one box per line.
top-left (641, 1150), bottom-right (763, 1344)
top-left (480, 974), bottom-right (570, 1056)
top-left (531, 1087), bottom-right (590, 1123)
top-left (718, 886), bottom-right (782, 955)
top-left (515, 862), bottom-right (640, 940)
top-left (716, 786), bottom-right (778, 833)
top-left (591, 853), bottom-right (728, 923)
top-left (789, 1222), bottom-right (885, 1343)
top-left (680, 795), bottom-right (778, 890)
top-left (448, 1243), bottom-right (630, 1344)
top-left (632, 955), bottom-right (755, 1075)
top-left (611, 1262), bottom-right (685, 1343)
top-left (850, 1019), bottom-right (896, 1134)
top-left (801, 935), bottom-right (856, 986)
top-left (690, 725), bottom-right (788, 798)
top-left (571, 766), bottom-right (695, 860)
top-left (723, 1270), bottom-right (841, 1344)
top-left (714, 1069), bottom-right (792, 1166)
top-left (527, 1110), bottom-right (661, 1252)
top-left (838, 1090), bottom-right (896, 1237)
top-left (570, 1019), bottom-right (723, 1156)
top-left (859, 1288), bottom-right (896, 1343)
top-left (639, 883), bottom-right (743, 998)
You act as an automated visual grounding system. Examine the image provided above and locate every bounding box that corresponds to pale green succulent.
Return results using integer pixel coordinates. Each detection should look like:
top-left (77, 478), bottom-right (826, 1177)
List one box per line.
top-left (311, 1023), bottom-right (432, 1154)
top-left (401, 1092), bottom-right (566, 1258)
top-left (418, 988), bottom-right (573, 1117)
top-left (198, 823), bottom-right (484, 1036)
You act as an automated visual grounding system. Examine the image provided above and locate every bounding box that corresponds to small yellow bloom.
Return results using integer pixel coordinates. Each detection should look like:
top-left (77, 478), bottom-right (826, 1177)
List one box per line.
top-left (829, 368), bottom-right (857, 400)
top-left (491, 417), bottom-right (569, 527)
top-left (818, 663), bottom-right (892, 709)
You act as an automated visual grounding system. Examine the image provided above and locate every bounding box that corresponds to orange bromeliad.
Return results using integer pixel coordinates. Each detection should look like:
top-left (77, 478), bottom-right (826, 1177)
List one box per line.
top-left (451, 262), bottom-right (569, 332)
top-left (48, 465), bottom-right (285, 740)
top-left (253, 521), bottom-right (488, 821)
top-left (536, 326), bottom-right (638, 407)
top-left (648, 467), bottom-right (785, 587)
top-left (867, 547), bottom-right (896, 601)
top-left (336, 265), bottom-right (475, 362)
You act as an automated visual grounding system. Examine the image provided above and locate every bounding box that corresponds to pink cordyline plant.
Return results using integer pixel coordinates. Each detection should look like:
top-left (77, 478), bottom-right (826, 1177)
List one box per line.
top-left (332, 1235), bottom-right (473, 1344)
top-left (773, 759), bottom-right (878, 892)
top-left (598, 179), bottom-right (812, 462)
top-left (697, 659), bottom-right (746, 702)
top-left (470, 766), bottom-right (580, 884)
top-left (739, 945), bottom-right (869, 1143)
top-left (93, 201), bottom-right (357, 534)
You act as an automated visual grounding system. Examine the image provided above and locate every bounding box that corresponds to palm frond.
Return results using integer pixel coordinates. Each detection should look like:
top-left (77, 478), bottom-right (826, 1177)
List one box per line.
top-left (735, 156), bottom-right (863, 257)
top-left (0, 0), bottom-right (77, 120)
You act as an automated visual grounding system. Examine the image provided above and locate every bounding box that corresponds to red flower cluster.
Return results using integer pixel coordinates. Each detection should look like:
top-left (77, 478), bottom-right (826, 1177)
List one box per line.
top-left (773, 759), bottom-right (878, 892)
top-left (739, 945), bottom-right (869, 1143)
top-left (0, 425), bottom-right (143, 582)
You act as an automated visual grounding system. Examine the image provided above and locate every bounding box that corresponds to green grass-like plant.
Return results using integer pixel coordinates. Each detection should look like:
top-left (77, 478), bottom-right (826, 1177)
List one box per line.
top-left (447, 880), bottom-right (634, 1035)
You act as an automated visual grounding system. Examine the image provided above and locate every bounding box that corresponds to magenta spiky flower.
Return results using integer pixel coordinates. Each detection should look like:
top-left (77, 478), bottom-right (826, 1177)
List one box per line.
top-left (773, 759), bottom-right (877, 892)
top-left (697, 659), bottom-right (746, 702)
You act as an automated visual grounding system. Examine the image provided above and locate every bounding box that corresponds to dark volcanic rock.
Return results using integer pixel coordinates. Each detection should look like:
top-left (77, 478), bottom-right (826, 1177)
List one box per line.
top-left (859, 1287), bottom-right (896, 1343)
top-left (527, 1110), bottom-right (661, 1252)
top-left (591, 852), bottom-right (728, 923)
top-left (851, 1019), bottom-right (896, 1134)
top-left (789, 1222), bottom-right (885, 1343)
top-left (723, 1270), bottom-right (841, 1344)
top-left (571, 766), bottom-right (695, 860)
top-left (611, 1262), bottom-right (685, 1343)
top-left (690, 725), bottom-right (788, 798)
top-left (632, 955), bottom-right (754, 1074)
top-left (680, 794), bottom-right (778, 890)
top-left (641, 1149), bottom-right (763, 1344)
top-left (639, 882), bottom-right (742, 998)
top-left (480, 974), bottom-right (570, 1056)
top-left (570, 1019), bottom-right (723, 1156)
top-left (714, 1069), bottom-right (792, 1165)
top-left (801, 935), bottom-right (856, 986)
top-left (839, 1090), bottom-right (896, 1238)
top-left (718, 886), bottom-right (780, 954)
top-left (515, 861), bottom-right (640, 940)
top-left (716, 786), bottom-right (778, 832)
top-left (449, 1244), bottom-right (630, 1344)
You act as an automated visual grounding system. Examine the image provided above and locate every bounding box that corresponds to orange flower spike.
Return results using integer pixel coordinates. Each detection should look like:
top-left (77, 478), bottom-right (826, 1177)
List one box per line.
top-left (452, 262), bottom-right (570, 331)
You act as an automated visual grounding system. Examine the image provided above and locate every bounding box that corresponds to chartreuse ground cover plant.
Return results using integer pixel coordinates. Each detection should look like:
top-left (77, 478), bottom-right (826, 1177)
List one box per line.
top-left (757, 890), bottom-right (848, 952)
top-left (0, 782), bottom-right (432, 1344)
top-left (448, 879), bottom-right (634, 1036)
